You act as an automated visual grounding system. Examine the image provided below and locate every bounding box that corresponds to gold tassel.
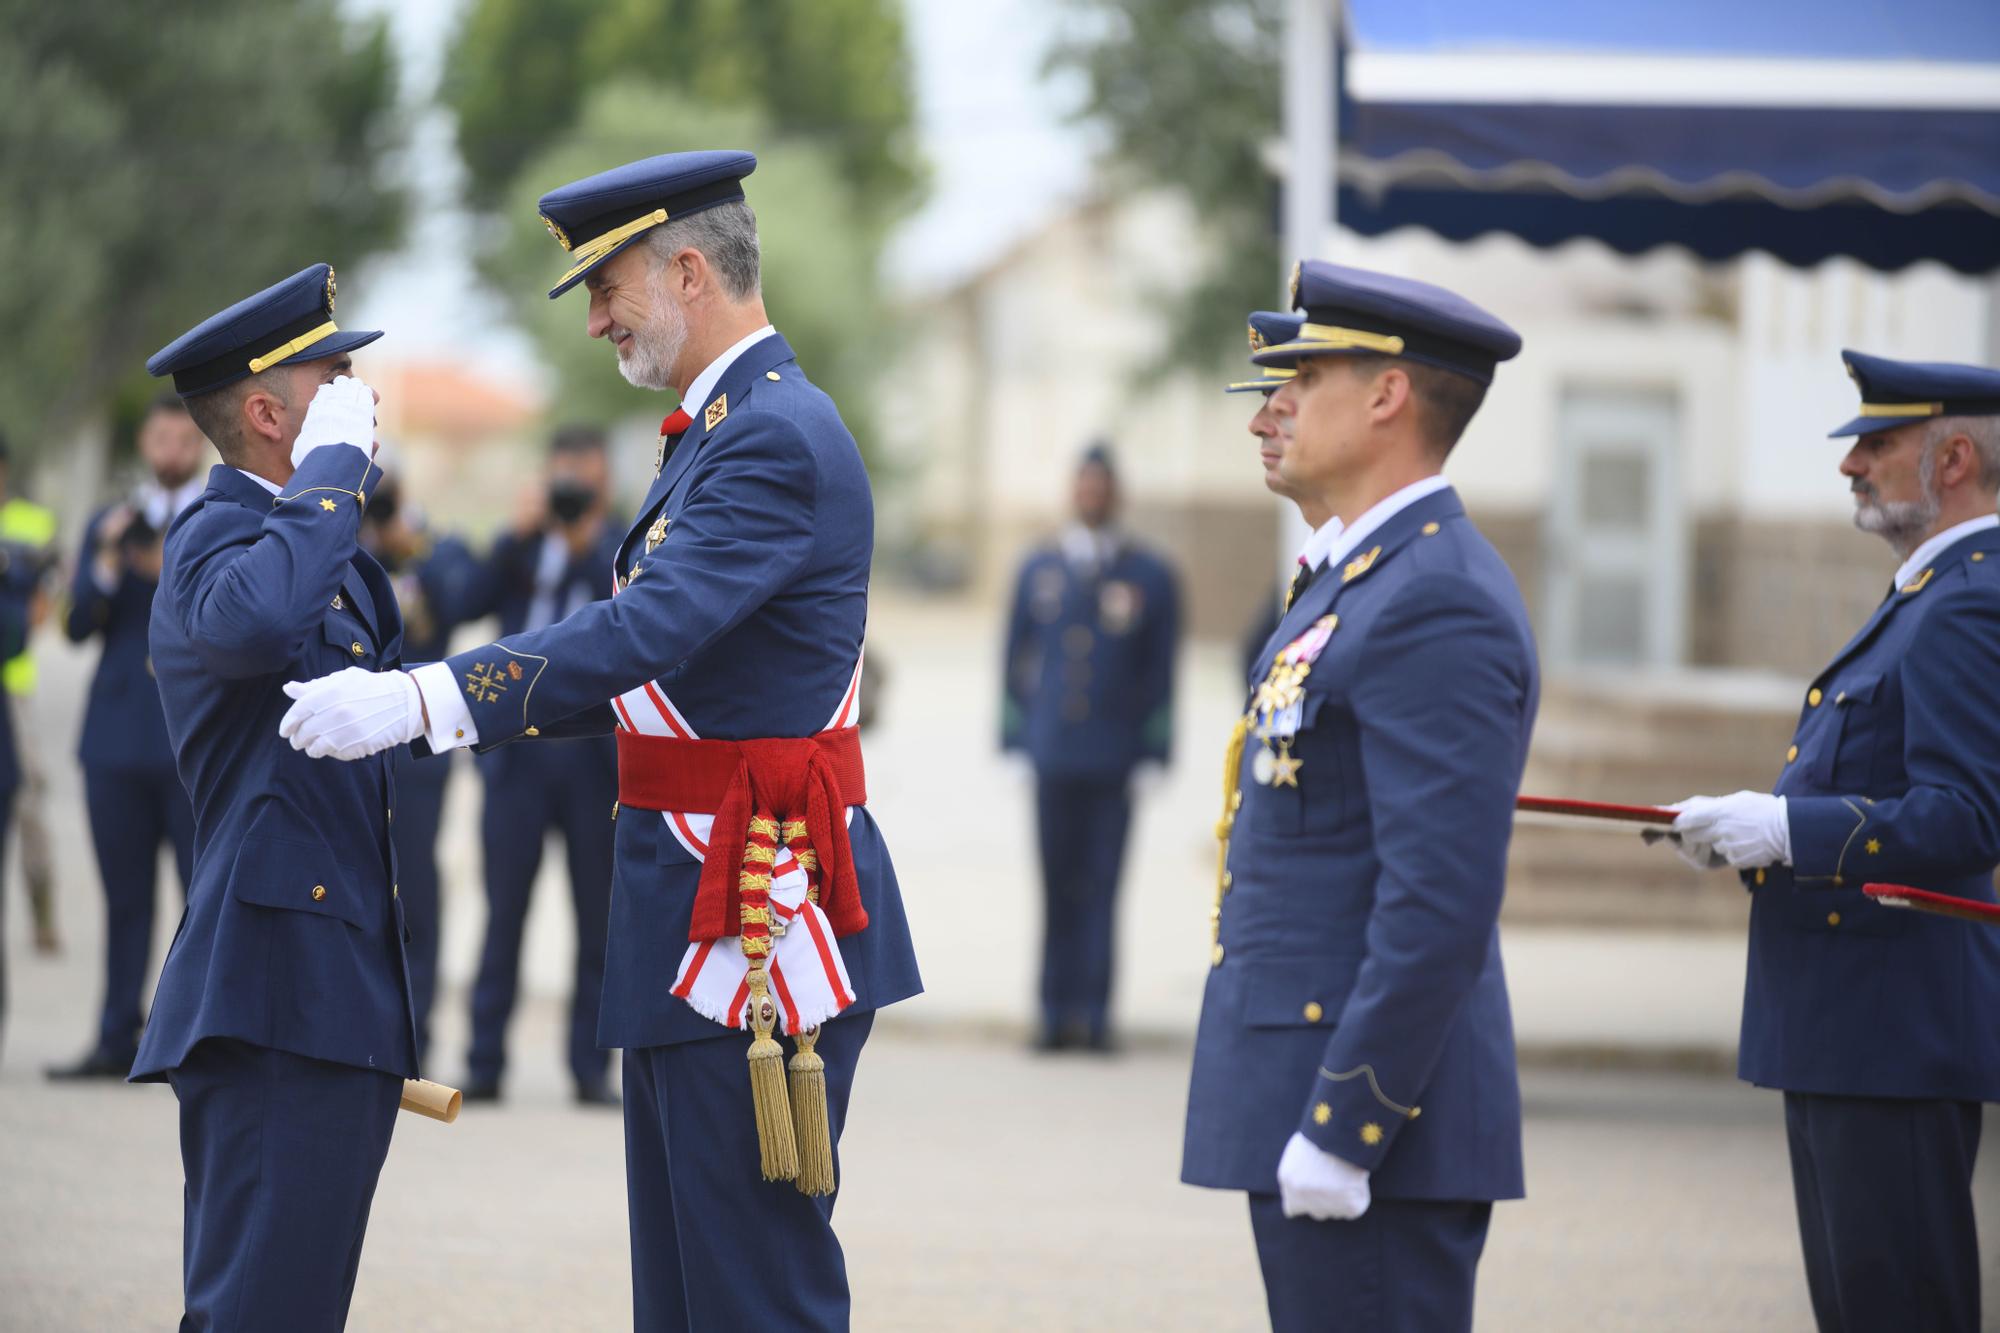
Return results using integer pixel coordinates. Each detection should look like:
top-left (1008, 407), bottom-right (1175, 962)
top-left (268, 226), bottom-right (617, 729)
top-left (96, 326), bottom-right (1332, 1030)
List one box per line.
top-left (789, 1027), bottom-right (836, 1196)
top-left (745, 965), bottom-right (799, 1182)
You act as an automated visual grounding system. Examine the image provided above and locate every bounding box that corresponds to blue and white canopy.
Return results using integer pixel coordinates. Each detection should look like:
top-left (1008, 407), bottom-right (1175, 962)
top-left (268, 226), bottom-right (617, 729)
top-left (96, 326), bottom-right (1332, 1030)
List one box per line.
top-left (1334, 0), bottom-right (2000, 272)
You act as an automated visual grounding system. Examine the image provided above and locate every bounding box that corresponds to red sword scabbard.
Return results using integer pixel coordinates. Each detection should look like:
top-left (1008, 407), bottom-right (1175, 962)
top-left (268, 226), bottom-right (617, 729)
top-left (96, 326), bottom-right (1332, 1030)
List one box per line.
top-left (1863, 882), bottom-right (2000, 928)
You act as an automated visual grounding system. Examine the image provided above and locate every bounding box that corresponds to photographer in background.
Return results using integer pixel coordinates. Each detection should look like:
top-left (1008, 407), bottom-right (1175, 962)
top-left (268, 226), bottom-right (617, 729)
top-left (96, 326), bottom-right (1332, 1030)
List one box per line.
top-left (356, 464), bottom-right (481, 1062)
top-left (457, 425), bottom-right (624, 1105)
top-left (46, 395), bottom-right (205, 1080)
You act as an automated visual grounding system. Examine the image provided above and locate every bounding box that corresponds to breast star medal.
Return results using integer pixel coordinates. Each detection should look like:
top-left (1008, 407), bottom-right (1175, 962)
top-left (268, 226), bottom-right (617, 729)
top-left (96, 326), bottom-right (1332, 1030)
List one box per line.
top-left (644, 514), bottom-right (669, 553)
top-left (1249, 614), bottom-right (1340, 786)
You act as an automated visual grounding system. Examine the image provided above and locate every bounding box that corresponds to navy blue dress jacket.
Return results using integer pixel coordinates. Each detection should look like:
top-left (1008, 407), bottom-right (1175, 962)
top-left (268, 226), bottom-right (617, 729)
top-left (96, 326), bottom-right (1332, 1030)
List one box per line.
top-left (67, 506), bottom-right (178, 772)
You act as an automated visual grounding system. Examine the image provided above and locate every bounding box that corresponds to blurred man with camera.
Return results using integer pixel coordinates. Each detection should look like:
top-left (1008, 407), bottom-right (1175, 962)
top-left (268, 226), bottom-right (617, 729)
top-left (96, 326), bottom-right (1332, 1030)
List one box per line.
top-left (46, 394), bottom-right (205, 1080)
top-left (456, 425), bottom-right (623, 1106)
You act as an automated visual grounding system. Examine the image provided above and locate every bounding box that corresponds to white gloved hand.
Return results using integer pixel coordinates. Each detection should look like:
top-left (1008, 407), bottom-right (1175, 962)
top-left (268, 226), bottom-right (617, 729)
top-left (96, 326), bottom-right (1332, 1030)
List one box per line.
top-left (1277, 1132), bottom-right (1372, 1221)
top-left (280, 668), bottom-right (424, 761)
top-left (1672, 792), bottom-right (1791, 869)
top-left (291, 375), bottom-right (378, 467)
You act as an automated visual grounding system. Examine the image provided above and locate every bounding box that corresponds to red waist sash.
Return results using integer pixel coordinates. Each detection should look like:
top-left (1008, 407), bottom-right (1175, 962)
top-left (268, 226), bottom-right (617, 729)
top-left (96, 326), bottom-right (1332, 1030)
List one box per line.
top-left (616, 728), bottom-right (869, 943)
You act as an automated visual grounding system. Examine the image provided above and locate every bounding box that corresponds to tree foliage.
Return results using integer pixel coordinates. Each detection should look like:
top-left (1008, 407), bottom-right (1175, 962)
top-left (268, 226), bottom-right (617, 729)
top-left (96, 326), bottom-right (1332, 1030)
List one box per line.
top-left (445, 0), bottom-right (921, 221)
top-left (0, 1), bottom-right (405, 454)
top-left (488, 87), bottom-right (881, 447)
top-left (1047, 0), bottom-right (1285, 370)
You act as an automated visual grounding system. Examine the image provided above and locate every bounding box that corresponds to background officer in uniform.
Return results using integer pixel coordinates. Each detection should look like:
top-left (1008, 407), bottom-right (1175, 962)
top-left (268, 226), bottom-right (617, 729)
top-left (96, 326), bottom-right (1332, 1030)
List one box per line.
top-left (359, 467), bottom-right (481, 1064)
top-left (1183, 262), bottom-right (1536, 1332)
top-left (1002, 443), bottom-right (1179, 1052)
top-left (136, 264), bottom-right (419, 1328)
top-left (281, 150), bottom-right (922, 1331)
top-left (456, 424), bottom-right (622, 1106)
top-left (1668, 351), bottom-right (2000, 1332)
top-left (47, 394), bottom-right (205, 1080)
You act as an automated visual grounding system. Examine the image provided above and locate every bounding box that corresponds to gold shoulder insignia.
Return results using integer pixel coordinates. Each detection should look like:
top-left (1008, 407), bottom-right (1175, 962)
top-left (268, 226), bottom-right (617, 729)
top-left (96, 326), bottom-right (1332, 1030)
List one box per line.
top-left (705, 394), bottom-right (728, 430)
top-left (1900, 567), bottom-right (1935, 595)
top-left (1341, 545), bottom-right (1381, 583)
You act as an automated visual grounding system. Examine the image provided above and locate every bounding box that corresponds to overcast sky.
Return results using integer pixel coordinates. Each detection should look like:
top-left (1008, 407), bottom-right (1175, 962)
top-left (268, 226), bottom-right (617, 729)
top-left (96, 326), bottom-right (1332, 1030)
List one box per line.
top-left (341, 0), bottom-right (1097, 388)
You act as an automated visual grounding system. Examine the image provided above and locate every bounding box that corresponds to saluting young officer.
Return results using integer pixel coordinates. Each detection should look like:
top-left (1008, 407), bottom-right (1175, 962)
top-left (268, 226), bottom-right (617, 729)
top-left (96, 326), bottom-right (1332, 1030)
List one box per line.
top-left (136, 265), bottom-right (419, 1329)
top-left (1183, 262), bottom-right (1537, 1332)
top-left (1668, 352), bottom-right (2000, 1332)
top-left (280, 151), bottom-right (921, 1332)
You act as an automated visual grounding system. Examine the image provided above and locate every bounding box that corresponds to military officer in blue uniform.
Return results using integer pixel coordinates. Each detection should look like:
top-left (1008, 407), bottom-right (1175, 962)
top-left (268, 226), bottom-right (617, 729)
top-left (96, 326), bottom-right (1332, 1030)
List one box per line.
top-left (281, 151), bottom-right (921, 1332)
top-left (1668, 351), bottom-right (2000, 1332)
top-left (135, 264), bottom-right (419, 1329)
top-left (455, 425), bottom-right (624, 1105)
top-left (359, 469), bottom-right (482, 1063)
top-left (47, 394), bottom-right (205, 1080)
top-left (1002, 443), bottom-right (1180, 1051)
top-left (1182, 262), bottom-right (1536, 1331)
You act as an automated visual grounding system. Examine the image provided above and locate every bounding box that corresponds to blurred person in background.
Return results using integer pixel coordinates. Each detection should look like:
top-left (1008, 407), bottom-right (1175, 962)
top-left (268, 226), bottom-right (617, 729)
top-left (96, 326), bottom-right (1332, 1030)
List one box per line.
top-left (46, 395), bottom-right (204, 1081)
top-left (456, 424), bottom-right (623, 1106)
top-left (357, 464), bottom-right (482, 1064)
top-left (1667, 351), bottom-right (2000, 1333)
top-left (0, 442), bottom-right (44, 1058)
top-left (1002, 442), bottom-right (1180, 1053)
top-left (0, 435), bottom-right (62, 955)
top-left (1183, 263), bottom-right (1533, 1333)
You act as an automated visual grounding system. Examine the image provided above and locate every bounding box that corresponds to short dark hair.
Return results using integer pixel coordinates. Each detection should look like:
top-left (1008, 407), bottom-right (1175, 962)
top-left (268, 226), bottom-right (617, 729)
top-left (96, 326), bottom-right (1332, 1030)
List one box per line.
top-left (550, 424), bottom-right (607, 456)
top-left (185, 369), bottom-right (289, 465)
top-left (1337, 354), bottom-right (1489, 457)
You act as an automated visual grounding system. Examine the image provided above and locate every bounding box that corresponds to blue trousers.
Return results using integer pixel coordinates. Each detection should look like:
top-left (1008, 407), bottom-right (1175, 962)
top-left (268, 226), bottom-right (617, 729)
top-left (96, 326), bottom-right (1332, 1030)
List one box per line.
top-left (390, 756), bottom-right (450, 1063)
top-left (1247, 1193), bottom-right (1491, 1332)
top-left (468, 741), bottom-right (615, 1088)
top-left (168, 1038), bottom-right (401, 1331)
top-left (623, 1011), bottom-right (873, 1332)
top-left (84, 764), bottom-right (194, 1055)
top-left (1033, 774), bottom-right (1131, 1041)
top-left (1784, 1091), bottom-right (1983, 1332)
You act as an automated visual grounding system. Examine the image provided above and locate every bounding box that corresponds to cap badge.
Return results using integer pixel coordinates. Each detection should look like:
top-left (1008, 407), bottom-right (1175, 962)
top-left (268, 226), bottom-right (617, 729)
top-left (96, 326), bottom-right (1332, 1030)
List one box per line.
top-left (325, 267), bottom-right (337, 312)
top-left (542, 215), bottom-right (572, 252)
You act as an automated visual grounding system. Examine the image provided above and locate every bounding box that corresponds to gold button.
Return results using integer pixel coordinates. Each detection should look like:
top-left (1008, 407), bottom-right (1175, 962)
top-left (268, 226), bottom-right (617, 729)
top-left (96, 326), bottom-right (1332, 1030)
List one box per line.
top-left (1221, 871), bottom-right (1233, 891)
top-left (1786, 745), bottom-right (1799, 762)
top-left (525, 725), bottom-right (540, 737)
top-left (1421, 522), bottom-right (1440, 536)
top-left (1975, 552), bottom-right (1986, 563)
top-left (1312, 1102), bottom-right (1332, 1125)
top-left (311, 885), bottom-right (327, 901)
top-left (1210, 943), bottom-right (1225, 967)
top-left (392, 883), bottom-right (399, 899)
top-left (1826, 911), bottom-right (1841, 926)
top-left (356, 491), bottom-right (366, 506)
top-left (766, 370), bottom-right (781, 381)
top-left (1833, 875), bottom-right (1845, 887)
top-left (1807, 688), bottom-right (1822, 707)
top-left (1755, 868), bottom-right (1766, 885)
top-left (1303, 1002), bottom-right (1324, 1022)
top-left (351, 641), bottom-right (365, 656)
top-left (454, 728), bottom-right (465, 739)
top-left (387, 807), bottom-right (393, 824)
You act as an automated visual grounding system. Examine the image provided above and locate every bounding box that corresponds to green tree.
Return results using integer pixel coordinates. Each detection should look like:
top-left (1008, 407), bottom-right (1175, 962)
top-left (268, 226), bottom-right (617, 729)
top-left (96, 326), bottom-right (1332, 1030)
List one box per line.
top-left (0, 1), bottom-right (405, 455)
top-left (488, 86), bottom-right (881, 446)
top-left (1047, 0), bottom-right (1284, 371)
top-left (446, 0), bottom-right (921, 221)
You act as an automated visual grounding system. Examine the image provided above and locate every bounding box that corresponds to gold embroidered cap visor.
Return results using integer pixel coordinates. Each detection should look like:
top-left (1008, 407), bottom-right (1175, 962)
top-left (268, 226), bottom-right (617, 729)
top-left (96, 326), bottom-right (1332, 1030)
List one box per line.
top-left (145, 261), bottom-right (382, 399)
top-left (536, 149), bottom-right (759, 299)
top-left (1828, 347), bottom-right (2000, 438)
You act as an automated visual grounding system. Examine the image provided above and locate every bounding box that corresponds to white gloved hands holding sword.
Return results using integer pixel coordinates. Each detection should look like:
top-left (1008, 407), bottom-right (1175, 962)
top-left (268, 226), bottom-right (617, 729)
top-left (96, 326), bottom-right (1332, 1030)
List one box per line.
top-left (1664, 791), bottom-right (1792, 871)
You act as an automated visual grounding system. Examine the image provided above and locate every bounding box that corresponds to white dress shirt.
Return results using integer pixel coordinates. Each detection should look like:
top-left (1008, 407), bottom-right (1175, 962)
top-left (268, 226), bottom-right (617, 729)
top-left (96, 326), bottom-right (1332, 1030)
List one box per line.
top-left (1893, 513), bottom-right (2000, 590)
top-left (413, 326), bottom-right (778, 753)
top-left (1296, 515), bottom-right (1346, 573)
top-left (1321, 474), bottom-right (1453, 576)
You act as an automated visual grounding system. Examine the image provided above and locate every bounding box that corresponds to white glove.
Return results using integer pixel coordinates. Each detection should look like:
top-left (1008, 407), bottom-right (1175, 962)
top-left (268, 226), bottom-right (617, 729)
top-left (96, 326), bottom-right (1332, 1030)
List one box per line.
top-left (1277, 1132), bottom-right (1372, 1221)
top-left (280, 668), bottom-right (424, 761)
top-left (291, 376), bottom-right (378, 467)
top-left (1672, 792), bottom-right (1791, 869)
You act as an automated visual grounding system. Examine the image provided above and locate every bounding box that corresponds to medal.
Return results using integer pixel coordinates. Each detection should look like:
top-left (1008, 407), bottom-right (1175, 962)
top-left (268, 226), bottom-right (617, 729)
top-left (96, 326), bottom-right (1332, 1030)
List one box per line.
top-left (1252, 745), bottom-right (1276, 786)
top-left (645, 514), bottom-right (669, 553)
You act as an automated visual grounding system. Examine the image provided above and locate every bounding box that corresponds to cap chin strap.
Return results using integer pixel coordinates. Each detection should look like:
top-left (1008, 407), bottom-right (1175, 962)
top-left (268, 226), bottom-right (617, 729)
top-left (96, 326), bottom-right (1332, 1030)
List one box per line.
top-left (555, 208), bottom-right (670, 289)
top-left (248, 321), bottom-right (338, 374)
top-left (1859, 402), bottom-right (1944, 418)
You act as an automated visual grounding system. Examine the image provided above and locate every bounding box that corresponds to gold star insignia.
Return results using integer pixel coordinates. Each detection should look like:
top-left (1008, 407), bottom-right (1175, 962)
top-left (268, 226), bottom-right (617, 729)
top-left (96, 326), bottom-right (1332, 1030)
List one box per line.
top-left (1360, 1122), bottom-right (1384, 1147)
top-left (1312, 1102), bottom-right (1332, 1126)
top-left (1271, 742), bottom-right (1303, 788)
top-left (464, 663), bottom-right (508, 705)
top-left (1866, 839), bottom-right (1882, 854)
top-left (319, 498), bottom-right (338, 512)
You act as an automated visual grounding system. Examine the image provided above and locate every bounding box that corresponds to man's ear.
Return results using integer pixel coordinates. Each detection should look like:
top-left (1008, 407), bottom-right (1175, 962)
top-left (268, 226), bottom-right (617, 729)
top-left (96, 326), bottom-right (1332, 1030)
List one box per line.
top-left (1370, 366), bottom-right (1413, 425)
top-left (240, 385), bottom-right (288, 445)
top-left (1941, 432), bottom-right (1979, 489)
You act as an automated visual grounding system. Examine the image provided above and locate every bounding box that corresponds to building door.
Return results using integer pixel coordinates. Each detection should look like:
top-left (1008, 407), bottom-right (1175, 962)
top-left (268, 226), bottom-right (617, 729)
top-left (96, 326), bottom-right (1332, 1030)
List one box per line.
top-left (1544, 388), bottom-right (1685, 671)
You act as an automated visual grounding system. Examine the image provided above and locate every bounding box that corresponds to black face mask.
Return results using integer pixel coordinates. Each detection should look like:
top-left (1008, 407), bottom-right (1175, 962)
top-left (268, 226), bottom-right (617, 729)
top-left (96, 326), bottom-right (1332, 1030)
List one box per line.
top-left (548, 479), bottom-right (594, 524)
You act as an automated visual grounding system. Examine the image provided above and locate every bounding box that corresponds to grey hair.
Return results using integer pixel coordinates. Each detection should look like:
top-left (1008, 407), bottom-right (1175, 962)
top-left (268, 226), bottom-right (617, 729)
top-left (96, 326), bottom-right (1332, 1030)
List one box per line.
top-left (644, 199), bottom-right (761, 301)
top-left (1922, 415), bottom-right (2000, 496)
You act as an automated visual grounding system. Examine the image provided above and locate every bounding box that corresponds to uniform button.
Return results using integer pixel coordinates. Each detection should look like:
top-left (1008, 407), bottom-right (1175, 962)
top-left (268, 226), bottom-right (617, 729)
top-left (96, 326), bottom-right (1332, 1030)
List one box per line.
top-left (454, 729), bottom-right (465, 740)
top-left (1832, 876), bottom-right (1845, 887)
top-left (1421, 522), bottom-right (1440, 536)
top-left (392, 883), bottom-right (399, 899)
top-left (1974, 552), bottom-right (1986, 563)
top-left (1807, 688), bottom-right (1822, 707)
top-left (1754, 868), bottom-right (1766, 886)
top-left (525, 725), bottom-right (540, 737)
top-left (311, 885), bottom-right (327, 901)
top-left (1221, 871), bottom-right (1233, 891)
top-left (1303, 1001), bottom-right (1324, 1022)
top-left (1785, 745), bottom-right (1799, 762)
top-left (1826, 911), bottom-right (1841, 926)
top-left (351, 641), bottom-right (365, 656)
top-left (1835, 691), bottom-right (1846, 704)
top-left (1210, 943), bottom-right (1225, 967)
top-left (766, 370), bottom-right (781, 381)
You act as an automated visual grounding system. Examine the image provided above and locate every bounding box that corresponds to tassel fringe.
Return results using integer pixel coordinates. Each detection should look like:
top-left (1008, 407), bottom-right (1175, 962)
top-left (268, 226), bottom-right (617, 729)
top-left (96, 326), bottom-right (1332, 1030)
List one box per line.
top-left (789, 1028), bottom-right (835, 1196)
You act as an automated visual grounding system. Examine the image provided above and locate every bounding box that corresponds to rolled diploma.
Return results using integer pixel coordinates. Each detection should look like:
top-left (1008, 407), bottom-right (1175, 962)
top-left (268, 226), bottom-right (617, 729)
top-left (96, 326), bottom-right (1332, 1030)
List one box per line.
top-left (400, 1078), bottom-right (462, 1123)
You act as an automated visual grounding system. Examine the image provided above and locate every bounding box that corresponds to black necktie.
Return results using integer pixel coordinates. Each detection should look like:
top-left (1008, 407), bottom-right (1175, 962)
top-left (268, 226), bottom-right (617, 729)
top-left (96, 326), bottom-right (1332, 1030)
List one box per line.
top-left (1284, 559), bottom-right (1316, 611)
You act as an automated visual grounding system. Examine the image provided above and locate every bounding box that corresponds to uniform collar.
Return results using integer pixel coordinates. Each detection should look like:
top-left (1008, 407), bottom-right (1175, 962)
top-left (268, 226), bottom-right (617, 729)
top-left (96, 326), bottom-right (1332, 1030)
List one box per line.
top-left (1893, 513), bottom-right (2000, 590)
top-left (233, 467), bottom-right (283, 497)
top-left (1322, 474), bottom-right (1452, 576)
top-left (679, 324), bottom-right (775, 424)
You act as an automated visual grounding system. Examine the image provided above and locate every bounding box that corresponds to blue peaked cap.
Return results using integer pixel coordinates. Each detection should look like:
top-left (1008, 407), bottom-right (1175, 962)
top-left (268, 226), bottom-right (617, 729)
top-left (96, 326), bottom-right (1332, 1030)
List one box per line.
top-left (1226, 311), bottom-right (1303, 394)
top-left (1828, 349), bottom-right (2000, 438)
top-left (538, 150), bottom-right (758, 298)
top-left (1253, 260), bottom-right (1522, 386)
top-left (146, 263), bottom-right (382, 399)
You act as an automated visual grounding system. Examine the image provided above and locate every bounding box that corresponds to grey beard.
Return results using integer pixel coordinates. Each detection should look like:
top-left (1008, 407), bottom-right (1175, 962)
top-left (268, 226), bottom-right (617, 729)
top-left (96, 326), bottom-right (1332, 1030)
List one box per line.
top-left (617, 280), bottom-right (689, 391)
top-left (1854, 492), bottom-right (1941, 558)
